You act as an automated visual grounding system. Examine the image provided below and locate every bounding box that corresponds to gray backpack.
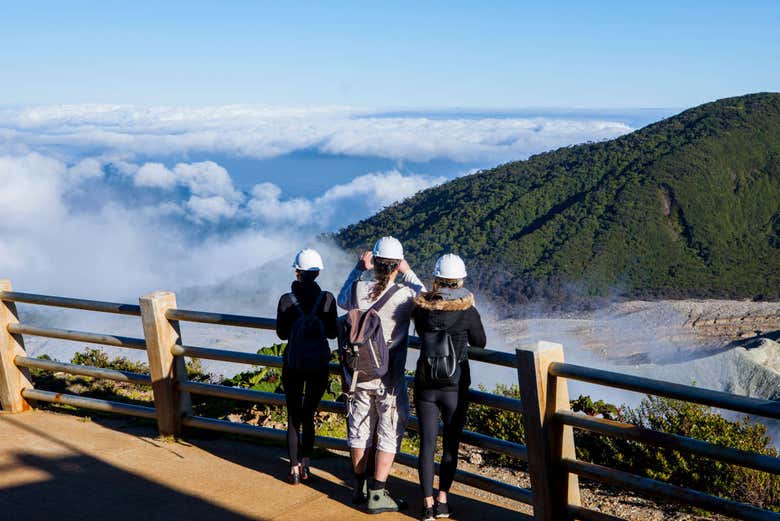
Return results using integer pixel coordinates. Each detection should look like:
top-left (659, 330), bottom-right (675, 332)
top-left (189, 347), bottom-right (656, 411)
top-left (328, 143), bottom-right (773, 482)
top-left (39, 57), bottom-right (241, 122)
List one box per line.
top-left (338, 281), bottom-right (401, 391)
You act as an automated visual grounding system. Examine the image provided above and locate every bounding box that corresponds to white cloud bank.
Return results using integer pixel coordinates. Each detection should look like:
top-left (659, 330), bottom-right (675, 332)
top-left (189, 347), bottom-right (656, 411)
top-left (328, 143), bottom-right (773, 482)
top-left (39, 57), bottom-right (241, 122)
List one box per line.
top-left (0, 104), bottom-right (632, 163)
top-left (0, 151), bottom-right (443, 298)
top-left (246, 170), bottom-right (445, 225)
top-left (0, 103), bottom-right (635, 300)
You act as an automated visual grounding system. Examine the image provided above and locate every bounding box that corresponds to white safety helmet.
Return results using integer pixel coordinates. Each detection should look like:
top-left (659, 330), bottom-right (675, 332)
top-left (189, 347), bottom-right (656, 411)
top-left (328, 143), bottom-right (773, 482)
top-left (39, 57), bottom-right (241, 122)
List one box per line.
top-left (292, 248), bottom-right (324, 271)
top-left (434, 254), bottom-right (467, 279)
top-left (372, 236), bottom-right (404, 260)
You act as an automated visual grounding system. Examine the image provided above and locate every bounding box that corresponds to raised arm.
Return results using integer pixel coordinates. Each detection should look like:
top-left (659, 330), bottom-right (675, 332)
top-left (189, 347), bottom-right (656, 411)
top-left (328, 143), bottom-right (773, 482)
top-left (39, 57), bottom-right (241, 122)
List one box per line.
top-left (338, 251), bottom-right (374, 310)
top-left (397, 259), bottom-right (426, 296)
top-left (337, 268), bottom-right (363, 310)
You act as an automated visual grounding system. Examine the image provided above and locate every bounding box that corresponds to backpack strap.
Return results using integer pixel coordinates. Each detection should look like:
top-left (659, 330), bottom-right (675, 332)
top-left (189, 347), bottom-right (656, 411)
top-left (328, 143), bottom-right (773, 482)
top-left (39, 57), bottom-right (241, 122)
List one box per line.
top-left (311, 290), bottom-right (325, 316)
top-left (370, 284), bottom-right (402, 313)
top-left (351, 279), bottom-right (359, 309)
top-left (289, 293), bottom-right (303, 312)
top-left (289, 290), bottom-right (324, 316)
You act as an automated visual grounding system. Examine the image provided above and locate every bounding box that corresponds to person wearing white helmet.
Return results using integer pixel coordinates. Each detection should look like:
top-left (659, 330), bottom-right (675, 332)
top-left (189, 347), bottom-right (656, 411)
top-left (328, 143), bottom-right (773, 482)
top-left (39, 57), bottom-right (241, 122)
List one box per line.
top-left (337, 236), bottom-right (425, 513)
top-left (276, 248), bottom-right (338, 485)
top-left (412, 254), bottom-right (485, 521)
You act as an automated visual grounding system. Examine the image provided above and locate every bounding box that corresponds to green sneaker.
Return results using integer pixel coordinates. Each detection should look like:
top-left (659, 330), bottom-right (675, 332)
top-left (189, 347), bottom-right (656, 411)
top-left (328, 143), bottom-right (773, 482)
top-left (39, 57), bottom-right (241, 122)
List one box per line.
top-left (367, 488), bottom-right (408, 514)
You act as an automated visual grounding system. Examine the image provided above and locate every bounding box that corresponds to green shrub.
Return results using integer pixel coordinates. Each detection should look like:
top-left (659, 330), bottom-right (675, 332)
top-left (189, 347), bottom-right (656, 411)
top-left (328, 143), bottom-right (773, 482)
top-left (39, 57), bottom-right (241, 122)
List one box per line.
top-left (71, 348), bottom-right (149, 374)
top-left (464, 384), bottom-right (526, 466)
top-left (569, 394), bottom-right (780, 510)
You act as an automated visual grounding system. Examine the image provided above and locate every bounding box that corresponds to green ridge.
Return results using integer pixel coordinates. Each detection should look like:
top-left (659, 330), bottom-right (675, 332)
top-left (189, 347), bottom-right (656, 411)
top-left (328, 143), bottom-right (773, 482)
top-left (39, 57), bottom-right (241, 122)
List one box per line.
top-left (335, 93), bottom-right (780, 305)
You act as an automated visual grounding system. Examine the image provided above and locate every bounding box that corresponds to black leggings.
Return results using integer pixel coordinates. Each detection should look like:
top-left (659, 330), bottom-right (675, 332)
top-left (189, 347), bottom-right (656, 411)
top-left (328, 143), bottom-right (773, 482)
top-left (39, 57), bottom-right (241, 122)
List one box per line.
top-left (415, 386), bottom-right (469, 498)
top-left (282, 367), bottom-right (329, 466)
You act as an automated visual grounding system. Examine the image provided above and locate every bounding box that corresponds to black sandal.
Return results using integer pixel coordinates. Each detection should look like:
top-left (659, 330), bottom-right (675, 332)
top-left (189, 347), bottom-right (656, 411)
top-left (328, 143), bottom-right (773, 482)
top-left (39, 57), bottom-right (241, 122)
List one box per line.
top-left (287, 467), bottom-right (301, 485)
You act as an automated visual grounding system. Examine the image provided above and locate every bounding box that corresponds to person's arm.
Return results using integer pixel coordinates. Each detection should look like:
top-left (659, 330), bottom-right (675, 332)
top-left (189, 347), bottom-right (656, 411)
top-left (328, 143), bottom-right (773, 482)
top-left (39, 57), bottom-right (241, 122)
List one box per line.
top-left (466, 307), bottom-right (487, 348)
top-left (322, 292), bottom-right (339, 339)
top-left (398, 265), bottom-right (426, 296)
top-left (338, 251), bottom-right (373, 310)
top-left (276, 295), bottom-right (293, 340)
top-left (337, 268), bottom-right (362, 310)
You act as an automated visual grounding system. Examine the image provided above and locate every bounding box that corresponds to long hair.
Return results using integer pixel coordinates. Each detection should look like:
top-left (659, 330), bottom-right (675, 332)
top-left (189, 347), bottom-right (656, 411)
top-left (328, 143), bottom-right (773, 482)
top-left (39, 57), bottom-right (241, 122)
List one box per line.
top-left (369, 257), bottom-right (400, 300)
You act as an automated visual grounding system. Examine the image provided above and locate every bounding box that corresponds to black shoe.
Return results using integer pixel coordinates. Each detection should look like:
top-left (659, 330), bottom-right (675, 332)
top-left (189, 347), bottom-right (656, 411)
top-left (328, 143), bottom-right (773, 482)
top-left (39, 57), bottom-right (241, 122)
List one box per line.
top-left (421, 506), bottom-right (436, 521)
top-left (300, 465), bottom-right (311, 482)
top-left (435, 501), bottom-right (451, 518)
top-left (287, 472), bottom-right (300, 485)
top-left (352, 477), bottom-right (368, 505)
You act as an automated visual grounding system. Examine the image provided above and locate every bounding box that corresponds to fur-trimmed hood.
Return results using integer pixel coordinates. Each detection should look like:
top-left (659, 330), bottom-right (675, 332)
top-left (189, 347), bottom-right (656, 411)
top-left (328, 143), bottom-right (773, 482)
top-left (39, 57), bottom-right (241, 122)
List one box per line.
top-left (414, 289), bottom-right (474, 311)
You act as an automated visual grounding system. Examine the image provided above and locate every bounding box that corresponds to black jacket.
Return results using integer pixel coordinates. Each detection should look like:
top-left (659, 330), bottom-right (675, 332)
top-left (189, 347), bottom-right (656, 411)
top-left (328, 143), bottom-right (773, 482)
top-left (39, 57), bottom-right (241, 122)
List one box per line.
top-left (276, 281), bottom-right (338, 341)
top-left (412, 288), bottom-right (486, 391)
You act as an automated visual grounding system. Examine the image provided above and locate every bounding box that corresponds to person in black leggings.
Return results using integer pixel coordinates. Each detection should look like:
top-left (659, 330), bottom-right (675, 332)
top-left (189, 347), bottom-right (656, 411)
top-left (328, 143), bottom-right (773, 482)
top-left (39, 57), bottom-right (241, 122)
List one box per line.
top-left (412, 254), bottom-right (485, 520)
top-left (276, 248), bottom-right (338, 484)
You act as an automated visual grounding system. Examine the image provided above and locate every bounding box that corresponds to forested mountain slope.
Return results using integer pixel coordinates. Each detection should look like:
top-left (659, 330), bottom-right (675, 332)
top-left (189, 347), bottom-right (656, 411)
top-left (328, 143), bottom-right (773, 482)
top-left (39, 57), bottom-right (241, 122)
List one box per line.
top-left (335, 93), bottom-right (780, 305)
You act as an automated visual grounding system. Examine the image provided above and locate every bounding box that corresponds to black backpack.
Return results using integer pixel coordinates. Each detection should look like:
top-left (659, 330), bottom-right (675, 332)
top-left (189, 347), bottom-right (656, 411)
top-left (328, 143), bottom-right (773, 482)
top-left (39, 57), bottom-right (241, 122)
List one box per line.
top-left (338, 282), bottom-right (401, 393)
top-left (284, 291), bottom-right (330, 371)
top-left (420, 329), bottom-right (461, 386)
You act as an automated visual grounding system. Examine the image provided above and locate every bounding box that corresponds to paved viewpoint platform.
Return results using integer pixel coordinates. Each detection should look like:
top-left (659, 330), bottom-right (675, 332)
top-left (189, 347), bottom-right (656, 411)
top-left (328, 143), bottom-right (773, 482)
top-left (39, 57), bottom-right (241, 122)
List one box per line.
top-left (0, 411), bottom-right (530, 521)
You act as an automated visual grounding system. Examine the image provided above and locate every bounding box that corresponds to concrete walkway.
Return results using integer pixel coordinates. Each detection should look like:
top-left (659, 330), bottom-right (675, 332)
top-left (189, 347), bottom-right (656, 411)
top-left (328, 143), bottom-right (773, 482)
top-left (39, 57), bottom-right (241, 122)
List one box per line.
top-left (0, 411), bottom-right (531, 521)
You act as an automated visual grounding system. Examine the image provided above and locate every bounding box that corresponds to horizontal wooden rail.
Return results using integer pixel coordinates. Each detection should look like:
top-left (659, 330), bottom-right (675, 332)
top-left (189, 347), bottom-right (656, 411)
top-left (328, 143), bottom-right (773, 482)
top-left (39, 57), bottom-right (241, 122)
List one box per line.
top-left (556, 410), bottom-right (780, 475)
top-left (180, 380), bottom-right (343, 412)
top-left (180, 380), bottom-right (528, 461)
top-left (15, 356), bottom-right (152, 386)
top-left (173, 344), bottom-right (524, 413)
top-left (167, 305), bottom-right (517, 368)
top-left (394, 451), bottom-right (534, 506)
top-left (171, 343), bottom-right (340, 372)
top-left (8, 323), bottom-right (146, 350)
top-left (21, 389), bottom-right (157, 420)
top-left (0, 291), bottom-right (141, 316)
top-left (550, 362), bottom-right (780, 420)
top-left (166, 308), bottom-right (276, 329)
top-left (182, 414), bottom-right (534, 506)
top-left (562, 458), bottom-right (780, 521)
top-left (408, 335), bottom-right (518, 368)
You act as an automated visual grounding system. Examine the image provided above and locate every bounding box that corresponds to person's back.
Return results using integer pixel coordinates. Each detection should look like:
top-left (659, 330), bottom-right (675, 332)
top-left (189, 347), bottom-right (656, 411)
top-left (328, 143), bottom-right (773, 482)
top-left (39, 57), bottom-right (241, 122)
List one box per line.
top-left (412, 286), bottom-right (485, 391)
top-left (337, 237), bottom-right (425, 514)
top-left (412, 254), bottom-right (485, 521)
top-left (339, 263), bottom-right (422, 389)
top-left (276, 248), bottom-right (337, 485)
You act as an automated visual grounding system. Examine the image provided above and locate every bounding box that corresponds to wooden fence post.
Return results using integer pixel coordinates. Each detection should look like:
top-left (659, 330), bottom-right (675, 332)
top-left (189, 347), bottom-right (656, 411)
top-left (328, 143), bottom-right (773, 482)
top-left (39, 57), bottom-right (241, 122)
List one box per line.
top-left (516, 341), bottom-right (581, 521)
top-left (139, 291), bottom-right (191, 436)
top-left (0, 280), bottom-right (34, 413)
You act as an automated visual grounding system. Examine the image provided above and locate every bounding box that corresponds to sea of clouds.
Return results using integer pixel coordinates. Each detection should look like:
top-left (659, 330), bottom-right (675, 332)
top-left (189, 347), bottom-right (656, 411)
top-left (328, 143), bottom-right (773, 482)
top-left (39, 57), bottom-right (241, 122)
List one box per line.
top-left (0, 104), bottom-right (634, 300)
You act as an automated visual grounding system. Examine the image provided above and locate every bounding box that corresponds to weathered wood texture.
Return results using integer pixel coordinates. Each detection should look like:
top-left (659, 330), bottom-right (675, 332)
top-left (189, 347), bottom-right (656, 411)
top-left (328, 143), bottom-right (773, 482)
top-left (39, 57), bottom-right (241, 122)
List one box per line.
top-left (139, 291), bottom-right (191, 435)
top-left (0, 280), bottom-right (33, 412)
top-left (516, 341), bottom-right (580, 521)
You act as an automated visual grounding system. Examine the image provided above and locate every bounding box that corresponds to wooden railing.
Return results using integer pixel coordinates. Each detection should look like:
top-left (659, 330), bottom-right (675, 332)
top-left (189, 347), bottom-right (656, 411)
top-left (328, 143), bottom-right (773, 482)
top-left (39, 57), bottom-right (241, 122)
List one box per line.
top-left (0, 279), bottom-right (778, 520)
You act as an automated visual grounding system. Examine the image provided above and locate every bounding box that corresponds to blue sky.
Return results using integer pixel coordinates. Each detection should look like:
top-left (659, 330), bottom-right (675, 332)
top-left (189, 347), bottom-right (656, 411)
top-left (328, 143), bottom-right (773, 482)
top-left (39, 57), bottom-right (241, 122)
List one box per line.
top-left (1, 1), bottom-right (778, 299)
top-left (2, 1), bottom-right (778, 108)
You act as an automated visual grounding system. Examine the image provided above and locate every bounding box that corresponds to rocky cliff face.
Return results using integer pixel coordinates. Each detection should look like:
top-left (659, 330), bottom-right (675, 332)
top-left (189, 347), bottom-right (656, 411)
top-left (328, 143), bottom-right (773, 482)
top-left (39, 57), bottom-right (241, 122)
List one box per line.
top-left (731, 338), bottom-right (780, 400)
